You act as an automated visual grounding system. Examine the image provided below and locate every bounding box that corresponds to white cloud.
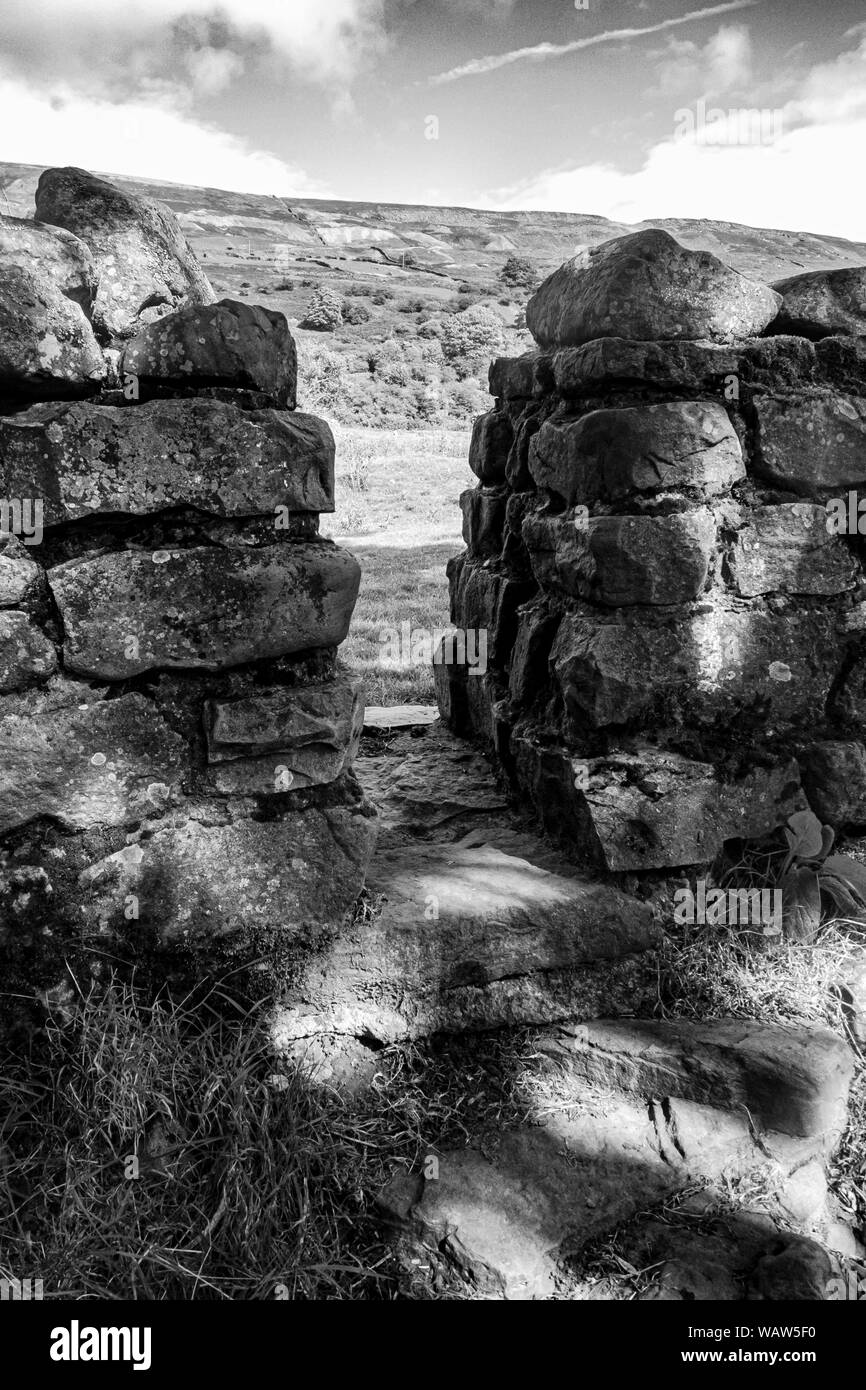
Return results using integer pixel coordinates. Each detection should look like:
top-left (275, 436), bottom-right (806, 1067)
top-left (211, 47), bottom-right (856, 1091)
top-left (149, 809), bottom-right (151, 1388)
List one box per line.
top-left (652, 23), bottom-right (753, 95)
top-left (0, 74), bottom-right (329, 196)
top-left (1, 0), bottom-right (387, 86)
top-left (428, 0), bottom-right (759, 85)
top-left (480, 31), bottom-right (866, 241)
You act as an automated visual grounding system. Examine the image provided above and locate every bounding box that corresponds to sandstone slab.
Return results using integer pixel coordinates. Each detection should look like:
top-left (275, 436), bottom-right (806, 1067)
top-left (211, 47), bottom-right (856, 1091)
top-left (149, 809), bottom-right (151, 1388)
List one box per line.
top-left (526, 229), bottom-right (781, 348)
top-left (0, 399), bottom-right (334, 521)
top-left (50, 542), bottom-right (361, 679)
top-left (121, 298), bottom-right (297, 407)
top-left (539, 1018), bottom-right (853, 1142)
top-left (204, 676), bottom-right (364, 794)
top-left (753, 390), bottom-right (866, 494)
top-left (35, 166), bottom-right (215, 339)
top-left (552, 337), bottom-right (741, 394)
top-left (529, 401), bottom-right (744, 507)
top-left (728, 503), bottom-right (858, 597)
top-left (552, 604), bottom-right (841, 730)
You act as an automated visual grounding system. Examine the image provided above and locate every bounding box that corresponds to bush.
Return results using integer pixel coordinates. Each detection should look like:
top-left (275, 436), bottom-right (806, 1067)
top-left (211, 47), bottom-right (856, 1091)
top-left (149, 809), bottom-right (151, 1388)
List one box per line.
top-left (440, 304), bottom-right (505, 365)
top-left (273, 277), bottom-right (295, 291)
top-left (341, 300), bottom-right (371, 325)
top-left (300, 287), bottom-right (343, 332)
top-left (499, 254), bottom-right (538, 290)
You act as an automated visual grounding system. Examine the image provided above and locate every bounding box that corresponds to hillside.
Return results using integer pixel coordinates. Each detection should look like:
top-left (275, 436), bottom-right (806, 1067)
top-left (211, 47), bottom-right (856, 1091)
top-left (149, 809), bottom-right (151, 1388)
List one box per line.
top-left (4, 160), bottom-right (866, 429)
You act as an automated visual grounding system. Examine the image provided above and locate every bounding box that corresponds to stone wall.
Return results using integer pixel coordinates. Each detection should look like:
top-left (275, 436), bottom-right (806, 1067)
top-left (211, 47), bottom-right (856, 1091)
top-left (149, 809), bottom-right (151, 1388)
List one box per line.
top-left (0, 168), bottom-right (376, 1024)
top-left (439, 229), bottom-right (866, 877)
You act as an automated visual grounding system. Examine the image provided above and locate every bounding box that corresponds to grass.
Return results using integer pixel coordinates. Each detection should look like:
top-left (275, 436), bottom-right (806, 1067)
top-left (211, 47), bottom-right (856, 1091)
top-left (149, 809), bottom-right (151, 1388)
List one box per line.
top-left (0, 978), bottom-right (536, 1301)
top-left (320, 426), bottom-right (474, 705)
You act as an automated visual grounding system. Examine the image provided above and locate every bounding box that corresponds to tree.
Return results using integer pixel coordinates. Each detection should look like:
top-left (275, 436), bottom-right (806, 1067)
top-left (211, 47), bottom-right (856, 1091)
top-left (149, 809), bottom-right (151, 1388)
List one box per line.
top-left (499, 254), bottom-right (538, 290)
top-left (440, 304), bottom-right (505, 365)
top-left (300, 287), bottom-right (343, 331)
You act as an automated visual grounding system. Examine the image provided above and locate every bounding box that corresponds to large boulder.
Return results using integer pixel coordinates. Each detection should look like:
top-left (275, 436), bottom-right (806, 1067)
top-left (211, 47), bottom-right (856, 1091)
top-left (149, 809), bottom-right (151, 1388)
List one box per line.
top-left (34, 166), bottom-right (214, 339)
top-left (49, 543), bottom-right (361, 680)
top-left (0, 215), bottom-right (105, 399)
top-left (0, 398), bottom-right (334, 522)
top-left (769, 266), bottom-right (866, 340)
top-left (121, 298), bottom-right (297, 407)
top-left (526, 229), bottom-right (781, 348)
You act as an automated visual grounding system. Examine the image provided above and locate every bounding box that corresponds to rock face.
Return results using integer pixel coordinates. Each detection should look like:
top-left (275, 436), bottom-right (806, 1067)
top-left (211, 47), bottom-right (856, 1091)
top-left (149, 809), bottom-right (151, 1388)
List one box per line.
top-left (0, 215), bottom-right (105, 401)
top-left (35, 166), bottom-right (215, 339)
top-left (0, 188), bottom-right (373, 1017)
top-left (444, 229), bottom-right (866, 871)
top-left (526, 229), bottom-right (781, 348)
top-left (770, 266), bottom-right (866, 340)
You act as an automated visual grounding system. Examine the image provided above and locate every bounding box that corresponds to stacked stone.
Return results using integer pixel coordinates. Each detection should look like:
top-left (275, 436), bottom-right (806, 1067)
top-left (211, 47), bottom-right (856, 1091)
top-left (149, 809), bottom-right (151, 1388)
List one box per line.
top-left (439, 229), bottom-right (866, 874)
top-left (0, 167), bottom-right (375, 1019)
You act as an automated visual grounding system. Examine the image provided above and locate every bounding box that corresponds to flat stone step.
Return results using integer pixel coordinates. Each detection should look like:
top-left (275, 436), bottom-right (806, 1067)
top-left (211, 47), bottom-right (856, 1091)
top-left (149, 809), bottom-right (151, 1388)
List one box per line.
top-left (363, 704), bottom-right (439, 731)
top-left (272, 837), bottom-right (659, 1065)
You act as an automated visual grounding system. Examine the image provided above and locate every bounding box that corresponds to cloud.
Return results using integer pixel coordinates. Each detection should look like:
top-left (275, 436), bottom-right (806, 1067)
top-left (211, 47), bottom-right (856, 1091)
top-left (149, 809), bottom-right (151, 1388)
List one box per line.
top-left (0, 0), bottom-right (388, 88)
top-left (428, 0), bottom-right (759, 85)
top-left (651, 23), bottom-right (753, 96)
top-left (478, 27), bottom-right (866, 242)
top-left (0, 73), bottom-right (329, 196)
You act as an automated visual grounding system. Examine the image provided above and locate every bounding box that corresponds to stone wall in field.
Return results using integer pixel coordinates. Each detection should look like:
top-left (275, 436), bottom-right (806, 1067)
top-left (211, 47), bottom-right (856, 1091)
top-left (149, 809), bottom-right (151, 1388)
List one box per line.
top-left (0, 167), bottom-right (375, 1025)
top-left (438, 229), bottom-right (866, 875)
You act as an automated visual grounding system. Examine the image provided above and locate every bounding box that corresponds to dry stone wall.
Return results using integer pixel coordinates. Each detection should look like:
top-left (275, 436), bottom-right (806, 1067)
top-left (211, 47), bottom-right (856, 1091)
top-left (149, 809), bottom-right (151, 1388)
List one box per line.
top-left (439, 229), bottom-right (866, 876)
top-left (0, 168), bottom-right (375, 1025)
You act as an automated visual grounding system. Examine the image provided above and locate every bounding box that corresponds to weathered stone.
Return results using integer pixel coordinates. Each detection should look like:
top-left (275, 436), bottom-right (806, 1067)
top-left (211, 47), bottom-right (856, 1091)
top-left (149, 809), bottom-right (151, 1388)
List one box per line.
top-left (459, 486), bottom-right (507, 558)
top-left (0, 534), bottom-right (42, 607)
top-left (35, 166), bottom-right (215, 339)
top-left (77, 805), bottom-right (376, 952)
top-left (0, 399), bottom-right (334, 522)
top-left (750, 1238), bottom-right (838, 1301)
top-left (0, 691), bottom-right (185, 835)
top-left (0, 213), bottom-right (97, 312)
top-left (0, 611), bottom-right (57, 692)
top-left (468, 410), bottom-right (513, 484)
top-left (50, 543), bottom-right (361, 680)
top-left (505, 409), bottom-right (541, 491)
top-left (121, 298), bottom-right (297, 407)
top-left (529, 401), bottom-right (744, 506)
top-left (753, 390), bottom-right (866, 494)
top-left (204, 676), bottom-right (364, 794)
top-left (526, 230), bottom-right (781, 348)
top-left (799, 741), bottom-right (866, 826)
top-left (553, 337), bottom-right (743, 394)
top-left (728, 503), bottom-right (859, 597)
top-left (552, 604), bottom-right (841, 730)
top-left (508, 603), bottom-right (558, 706)
top-left (0, 262), bottom-right (105, 402)
top-left (488, 351), bottom-right (551, 400)
top-left (540, 1018), bottom-right (853, 1142)
top-left (770, 267), bottom-right (866, 341)
top-left (555, 510), bottom-right (716, 607)
top-left (452, 559), bottom-right (535, 665)
top-left (577, 750), bottom-right (804, 871)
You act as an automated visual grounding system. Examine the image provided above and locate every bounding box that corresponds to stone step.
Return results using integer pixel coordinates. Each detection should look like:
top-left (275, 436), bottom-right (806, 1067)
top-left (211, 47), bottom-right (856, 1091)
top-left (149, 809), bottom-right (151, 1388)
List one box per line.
top-left (377, 1017), bottom-right (856, 1299)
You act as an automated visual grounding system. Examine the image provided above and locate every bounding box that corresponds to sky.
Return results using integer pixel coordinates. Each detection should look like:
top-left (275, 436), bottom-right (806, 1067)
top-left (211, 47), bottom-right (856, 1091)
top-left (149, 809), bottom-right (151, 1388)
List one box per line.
top-left (0, 0), bottom-right (864, 239)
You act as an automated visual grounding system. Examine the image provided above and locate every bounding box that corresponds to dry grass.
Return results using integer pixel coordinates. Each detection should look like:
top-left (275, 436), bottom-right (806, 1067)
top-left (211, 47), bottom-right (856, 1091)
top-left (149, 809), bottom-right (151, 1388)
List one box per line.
top-left (321, 427), bottom-right (473, 704)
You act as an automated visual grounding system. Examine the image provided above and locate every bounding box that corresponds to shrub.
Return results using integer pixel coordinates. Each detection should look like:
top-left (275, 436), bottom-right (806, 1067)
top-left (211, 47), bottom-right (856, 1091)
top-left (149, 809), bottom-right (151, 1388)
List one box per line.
top-left (499, 254), bottom-right (538, 290)
top-left (440, 304), bottom-right (505, 365)
top-left (300, 287), bottom-right (343, 332)
top-left (341, 300), bottom-right (371, 325)
top-left (273, 277), bottom-right (295, 291)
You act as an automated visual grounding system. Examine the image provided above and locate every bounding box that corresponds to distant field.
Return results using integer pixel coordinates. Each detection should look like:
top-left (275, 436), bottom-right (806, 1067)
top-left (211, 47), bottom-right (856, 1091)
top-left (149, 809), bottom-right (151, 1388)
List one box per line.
top-left (320, 427), bottom-right (474, 705)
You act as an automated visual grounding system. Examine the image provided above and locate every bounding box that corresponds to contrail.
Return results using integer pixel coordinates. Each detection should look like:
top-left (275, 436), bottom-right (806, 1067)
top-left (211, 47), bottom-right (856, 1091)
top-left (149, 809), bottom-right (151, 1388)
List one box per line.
top-left (428, 0), bottom-right (759, 85)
